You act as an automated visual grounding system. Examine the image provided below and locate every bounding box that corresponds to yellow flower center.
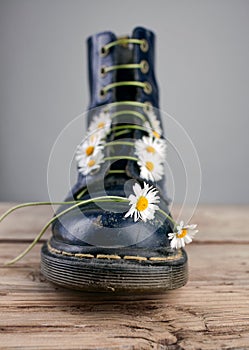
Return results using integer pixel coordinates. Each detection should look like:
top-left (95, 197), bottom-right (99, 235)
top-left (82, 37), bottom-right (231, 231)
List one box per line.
top-left (87, 159), bottom-right (96, 167)
top-left (146, 146), bottom-right (155, 153)
top-left (176, 228), bottom-right (188, 239)
top-left (136, 196), bottom-right (149, 211)
top-left (97, 122), bottom-right (105, 129)
top-left (152, 130), bottom-right (160, 139)
top-left (145, 161), bottom-right (154, 171)
top-left (85, 145), bottom-right (94, 156)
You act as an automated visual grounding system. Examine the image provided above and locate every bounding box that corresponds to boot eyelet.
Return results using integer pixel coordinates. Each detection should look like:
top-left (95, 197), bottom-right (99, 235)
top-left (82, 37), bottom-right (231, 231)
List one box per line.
top-left (143, 101), bottom-right (153, 113)
top-left (143, 82), bottom-right (152, 95)
top-left (99, 89), bottom-right (107, 99)
top-left (100, 46), bottom-right (109, 57)
top-left (140, 60), bottom-right (149, 74)
top-left (140, 39), bottom-right (149, 52)
top-left (100, 66), bottom-right (107, 77)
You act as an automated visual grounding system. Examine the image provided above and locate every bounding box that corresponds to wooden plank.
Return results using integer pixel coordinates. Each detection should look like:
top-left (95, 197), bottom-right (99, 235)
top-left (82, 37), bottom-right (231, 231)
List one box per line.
top-left (0, 203), bottom-right (249, 349)
top-left (1, 203), bottom-right (249, 242)
top-left (0, 243), bottom-right (249, 349)
top-left (0, 203), bottom-right (53, 242)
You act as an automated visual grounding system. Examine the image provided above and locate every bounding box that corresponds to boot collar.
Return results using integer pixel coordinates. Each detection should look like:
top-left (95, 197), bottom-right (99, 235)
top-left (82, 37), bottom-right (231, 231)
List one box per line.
top-left (87, 26), bottom-right (159, 109)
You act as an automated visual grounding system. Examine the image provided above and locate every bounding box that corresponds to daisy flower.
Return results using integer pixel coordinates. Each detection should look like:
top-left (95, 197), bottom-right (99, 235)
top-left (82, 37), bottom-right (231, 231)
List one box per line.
top-left (137, 151), bottom-right (164, 182)
top-left (168, 221), bottom-right (198, 249)
top-left (75, 133), bottom-right (104, 163)
top-left (88, 111), bottom-right (111, 137)
top-left (78, 150), bottom-right (104, 176)
top-left (144, 110), bottom-right (162, 139)
top-left (125, 182), bottom-right (160, 222)
top-left (135, 135), bottom-right (167, 160)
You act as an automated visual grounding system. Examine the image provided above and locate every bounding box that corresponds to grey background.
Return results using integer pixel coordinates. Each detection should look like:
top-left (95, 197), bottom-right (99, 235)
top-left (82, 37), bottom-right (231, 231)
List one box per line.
top-left (0, 0), bottom-right (248, 204)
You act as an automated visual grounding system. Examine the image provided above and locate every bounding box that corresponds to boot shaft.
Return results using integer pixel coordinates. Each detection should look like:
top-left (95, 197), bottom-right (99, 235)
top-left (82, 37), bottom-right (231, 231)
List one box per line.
top-left (87, 27), bottom-right (160, 109)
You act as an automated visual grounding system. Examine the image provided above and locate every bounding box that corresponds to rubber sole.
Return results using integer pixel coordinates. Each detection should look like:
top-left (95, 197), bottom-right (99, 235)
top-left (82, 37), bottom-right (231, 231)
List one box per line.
top-left (41, 242), bottom-right (188, 293)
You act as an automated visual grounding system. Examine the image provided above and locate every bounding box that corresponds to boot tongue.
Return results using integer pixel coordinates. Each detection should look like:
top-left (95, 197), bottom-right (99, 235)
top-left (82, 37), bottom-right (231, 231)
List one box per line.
top-left (114, 42), bottom-right (136, 101)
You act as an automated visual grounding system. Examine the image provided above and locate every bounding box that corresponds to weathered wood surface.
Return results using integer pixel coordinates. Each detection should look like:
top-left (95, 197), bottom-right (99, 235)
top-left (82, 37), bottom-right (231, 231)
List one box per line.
top-left (0, 203), bottom-right (249, 349)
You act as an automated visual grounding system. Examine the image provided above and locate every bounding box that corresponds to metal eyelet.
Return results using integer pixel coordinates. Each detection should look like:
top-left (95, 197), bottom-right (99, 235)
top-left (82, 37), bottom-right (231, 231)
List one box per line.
top-left (99, 89), bottom-right (107, 99)
top-left (140, 60), bottom-right (149, 74)
top-left (140, 39), bottom-right (149, 52)
top-left (143, 101), bottom-right (153, 113)
top-left (100, 66), bottom-right (107, 77)
top-left (143, 82), bottom-right (152, 94)
top-left (100, 46), bottom-right (109, 57)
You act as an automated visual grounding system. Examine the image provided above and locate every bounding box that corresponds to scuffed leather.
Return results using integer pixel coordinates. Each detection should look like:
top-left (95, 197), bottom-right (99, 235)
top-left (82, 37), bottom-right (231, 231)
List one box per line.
top-left (52, 187), bottom-right (172, 251)
top-left (52, 27), bottom-right (173, 253)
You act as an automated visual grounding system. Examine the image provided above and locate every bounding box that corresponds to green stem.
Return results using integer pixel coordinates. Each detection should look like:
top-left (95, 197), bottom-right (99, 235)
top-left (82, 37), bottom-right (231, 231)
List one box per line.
top-left (76, 188), bottom-right (87, 200)
top-left (103, 81), bottom-right (146, 94)
top-left (110, 110), bottom-right (146, 122)
top-left (103, 38), bottom-right (144, 51)
top-left (105, 141), bottom-right (134, 147)
top-left (108, 101), bottom-right (146, 109)
top-left (4, 196), bottom-right (129, 265)
top-left (113, 129), bottom-right (131, 138)
top-left (158, 209), bottom-right (177, 230)
top-left (0, 201), bottom-right (78, 224)
top-left (103, 156), bottom-right (138, 162)
top-left (111, 125), bottom-right (147, 132)
top-left (105, 63), bottom-right (141, 73)
top-left (108, 170), bottom-right (126, 174)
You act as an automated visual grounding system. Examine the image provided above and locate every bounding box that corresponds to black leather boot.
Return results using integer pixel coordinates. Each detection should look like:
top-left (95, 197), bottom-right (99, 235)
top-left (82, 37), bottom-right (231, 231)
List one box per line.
top-left (41, 27), bottom-right (191, 293)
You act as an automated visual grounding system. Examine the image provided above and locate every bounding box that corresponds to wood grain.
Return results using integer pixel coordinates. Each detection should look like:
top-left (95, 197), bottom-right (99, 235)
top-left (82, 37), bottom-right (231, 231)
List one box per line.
top-left (0, 204), bottom-right (249, 349)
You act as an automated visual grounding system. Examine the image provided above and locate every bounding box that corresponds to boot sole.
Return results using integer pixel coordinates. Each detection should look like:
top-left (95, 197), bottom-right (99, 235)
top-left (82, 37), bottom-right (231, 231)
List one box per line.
top-left (41, 242), bottom-right (188, 293)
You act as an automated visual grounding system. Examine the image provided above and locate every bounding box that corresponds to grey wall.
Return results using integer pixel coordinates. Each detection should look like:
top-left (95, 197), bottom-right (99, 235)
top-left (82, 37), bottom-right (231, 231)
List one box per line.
top-left (0, 0), bottom-right (249, 204)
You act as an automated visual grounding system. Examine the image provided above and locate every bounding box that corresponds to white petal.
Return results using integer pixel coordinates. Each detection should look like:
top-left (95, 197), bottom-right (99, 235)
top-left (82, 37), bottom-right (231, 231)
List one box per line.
top-left (124, 206), bottom-right (134, 218)
top-left (168, 232), bottom-right (175, 240)
top-left (188, 229), bottom-right (198, 239)
top-left (184, 234), bottom-right (192, 244)
top-left (180, 238), bottom-right (185, 248)
top-left (133, 183), bottom-right (142, 197)
top-left (142, 207), bottom-right (153, 218)
top-left (127, 194), bottom-right (137, 204)
top-left (170, 237), bottom-right (178, 249)
top-left (146, 192), bottom-right (159, 202)
top-left (177, 221), bottom-right (184, 231)
top-left (134, 210), bottom-right (139, 222)
top-left (140, 212), bottom-right (148, 222)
